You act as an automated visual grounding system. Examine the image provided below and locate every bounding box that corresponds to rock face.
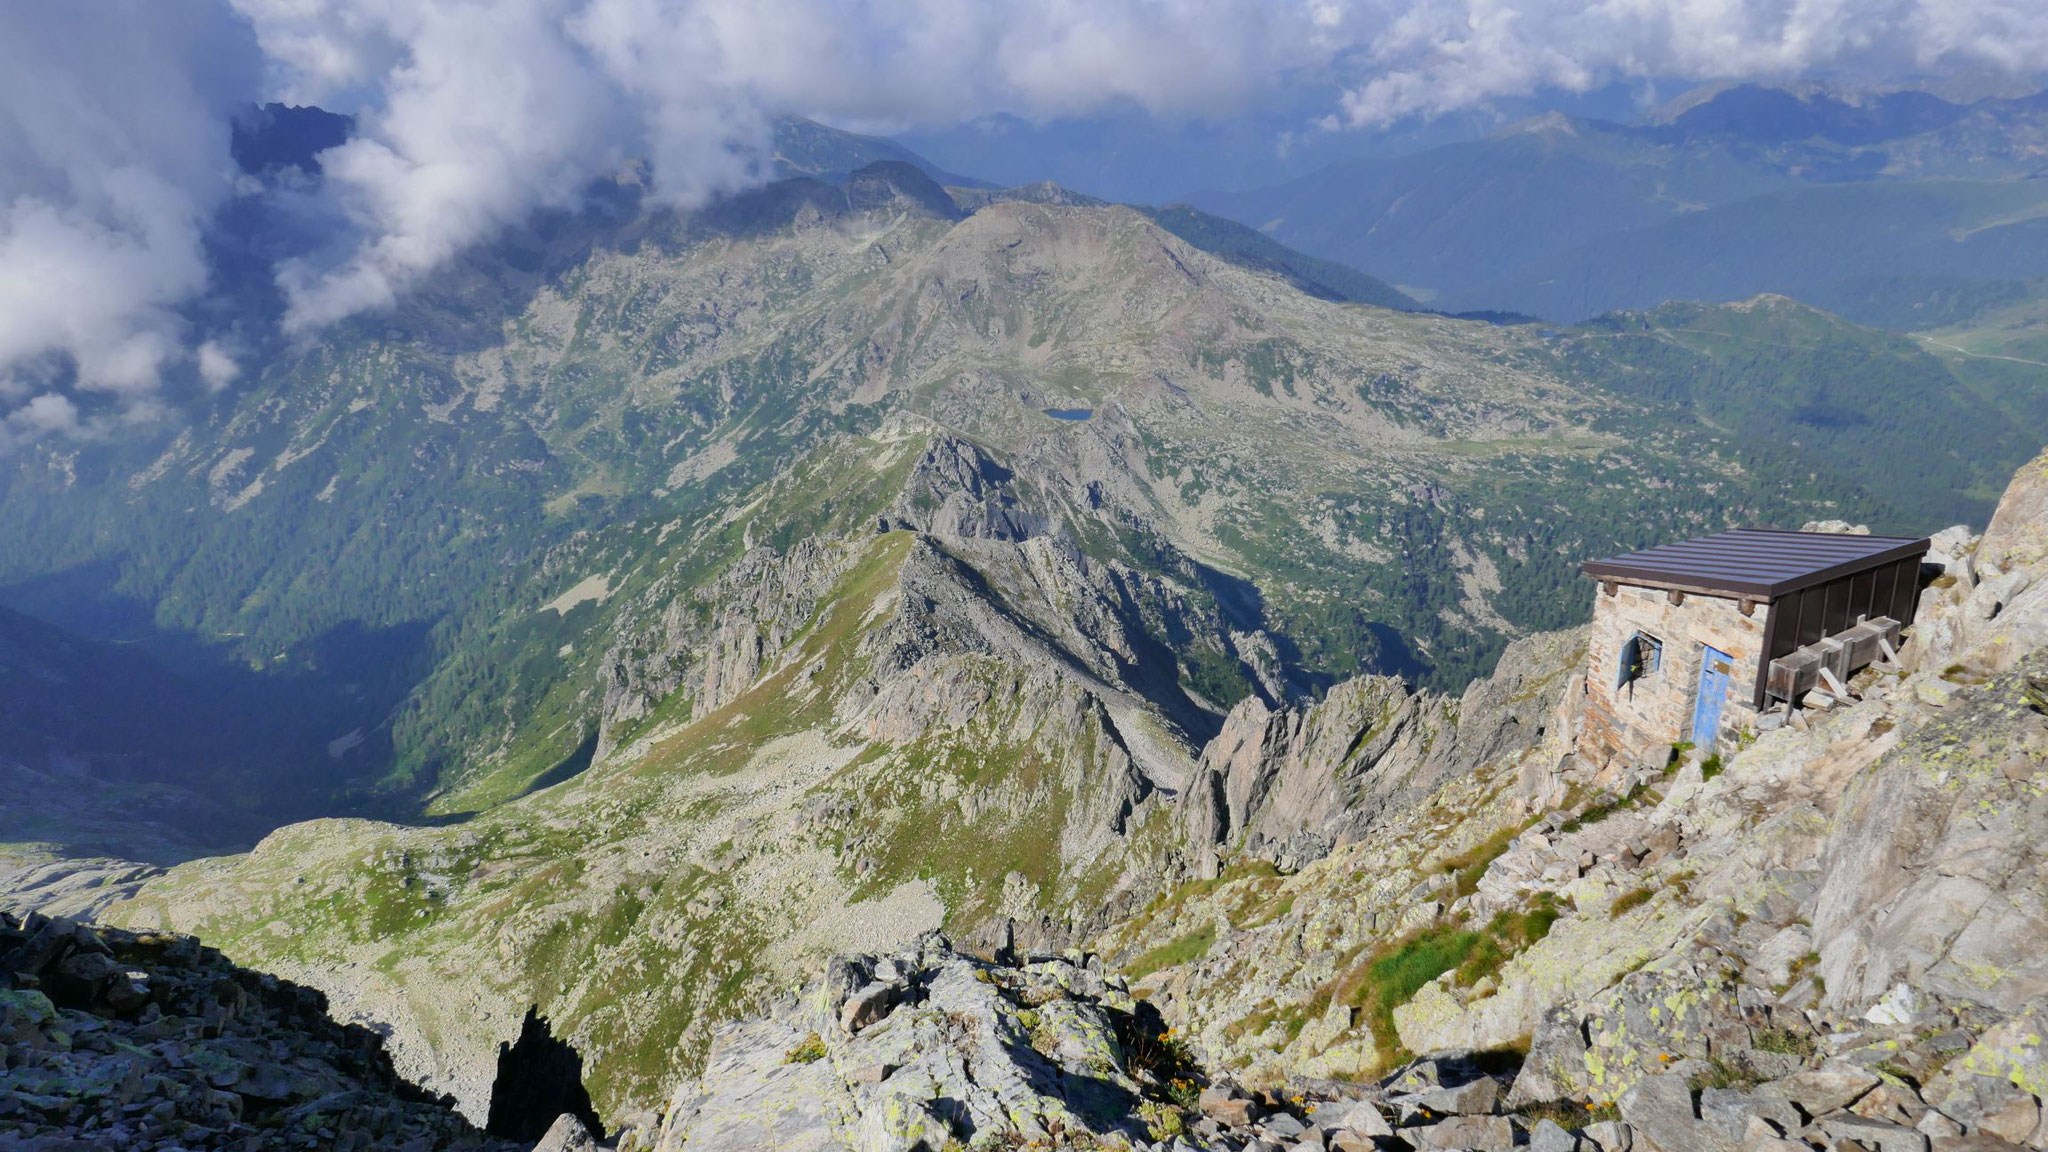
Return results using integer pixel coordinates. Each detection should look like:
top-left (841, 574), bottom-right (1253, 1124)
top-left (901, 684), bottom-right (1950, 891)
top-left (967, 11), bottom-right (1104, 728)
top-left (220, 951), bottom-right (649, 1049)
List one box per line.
top-left (652, 933), bottom-right (1173, 1152)
top-left (0, 910), bottom-right (516, 1152)
top-left (1058, 446), bottom-right (2048, 1148)
top-left (1179, 628), bottom-right (1585, 869)
top-left (650, 934), bottom-right (1533, 1152)
top-left (1808, 654), bottom-right (2048, 1015)
top-left (1981, 448), bottom-right (2048, 575)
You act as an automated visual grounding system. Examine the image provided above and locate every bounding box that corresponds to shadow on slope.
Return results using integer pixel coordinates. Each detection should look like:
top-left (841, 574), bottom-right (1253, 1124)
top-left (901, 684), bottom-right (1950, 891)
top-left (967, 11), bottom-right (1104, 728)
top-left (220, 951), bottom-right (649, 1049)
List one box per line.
top-left (0, 582), bottom-right (443, 864)
top-left (486, 1006), bottom-right (605, 1142)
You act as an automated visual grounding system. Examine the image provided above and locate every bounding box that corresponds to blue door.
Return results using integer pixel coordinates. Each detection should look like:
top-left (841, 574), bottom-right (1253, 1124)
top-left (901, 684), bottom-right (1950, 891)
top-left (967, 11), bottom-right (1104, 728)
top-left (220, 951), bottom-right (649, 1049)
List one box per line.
top-left (1692, 644), bottom-right (1733, 747)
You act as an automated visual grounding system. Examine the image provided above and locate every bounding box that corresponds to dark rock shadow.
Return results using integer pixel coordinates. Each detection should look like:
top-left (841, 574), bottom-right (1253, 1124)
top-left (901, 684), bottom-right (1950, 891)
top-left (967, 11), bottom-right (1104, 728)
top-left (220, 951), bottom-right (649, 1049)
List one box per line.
top-left (520, 729), bottom-right (601, 798)
top-left (486, 1006), bottom-right (604, 1142)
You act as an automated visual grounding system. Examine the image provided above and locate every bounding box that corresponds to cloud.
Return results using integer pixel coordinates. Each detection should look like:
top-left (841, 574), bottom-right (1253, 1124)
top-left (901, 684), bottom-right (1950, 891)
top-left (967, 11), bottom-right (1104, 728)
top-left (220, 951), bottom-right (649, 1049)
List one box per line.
top-left (239, 0), bottom-right (1331, 329)
top-left (1328, 0), bottom-right (2048, 127)
top-left (0, 1), bottom-right (259, 405)
top-left (244, 0), bottom-right (2043, 328)
top-left (2, 0), bottom-right (2047, 440)
top-left (198, 341), bottom-right (242, 390)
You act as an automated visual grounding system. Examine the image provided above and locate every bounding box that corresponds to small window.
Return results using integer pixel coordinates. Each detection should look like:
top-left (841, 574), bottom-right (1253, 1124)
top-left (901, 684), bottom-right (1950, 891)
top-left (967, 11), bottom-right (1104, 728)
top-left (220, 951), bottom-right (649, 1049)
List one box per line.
top-left (1616, 631), bottom-right (1664, 689)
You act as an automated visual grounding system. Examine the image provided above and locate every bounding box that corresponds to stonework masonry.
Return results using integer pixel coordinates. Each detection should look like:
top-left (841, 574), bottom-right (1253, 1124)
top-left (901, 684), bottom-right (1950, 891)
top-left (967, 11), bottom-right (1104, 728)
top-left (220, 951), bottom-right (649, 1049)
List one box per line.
top-left (1576, 582), bottom-right (1764, 769)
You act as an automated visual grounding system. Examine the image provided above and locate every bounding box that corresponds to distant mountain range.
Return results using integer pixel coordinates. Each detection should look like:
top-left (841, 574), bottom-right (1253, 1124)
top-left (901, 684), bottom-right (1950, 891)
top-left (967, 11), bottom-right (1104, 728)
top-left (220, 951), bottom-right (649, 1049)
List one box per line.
top-left (1191, 84), bottom-right (2048, 327)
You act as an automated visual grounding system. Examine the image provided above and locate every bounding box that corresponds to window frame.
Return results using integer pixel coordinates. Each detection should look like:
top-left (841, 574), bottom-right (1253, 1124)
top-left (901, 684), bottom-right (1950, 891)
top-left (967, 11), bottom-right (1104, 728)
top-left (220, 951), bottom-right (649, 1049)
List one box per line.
top-left (1617, 630), bottom-right (1664, 690)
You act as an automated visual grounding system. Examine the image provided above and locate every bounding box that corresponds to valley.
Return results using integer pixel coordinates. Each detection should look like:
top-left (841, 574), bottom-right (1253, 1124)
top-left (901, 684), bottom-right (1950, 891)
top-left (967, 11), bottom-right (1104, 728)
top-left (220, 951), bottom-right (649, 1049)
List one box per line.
top-left (5, 86), bottom-right (2048, 1152)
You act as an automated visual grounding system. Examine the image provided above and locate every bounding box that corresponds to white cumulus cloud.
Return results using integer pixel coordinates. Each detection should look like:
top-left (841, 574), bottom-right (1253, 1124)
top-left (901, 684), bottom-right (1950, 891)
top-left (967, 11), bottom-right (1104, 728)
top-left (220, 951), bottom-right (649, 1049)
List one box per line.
top-left (2, 0), bottom-right (2048, 444)
top-left (0, 0), bottom-right (258, 434)
top-left (1328, 0), bottom-right (2048, 127)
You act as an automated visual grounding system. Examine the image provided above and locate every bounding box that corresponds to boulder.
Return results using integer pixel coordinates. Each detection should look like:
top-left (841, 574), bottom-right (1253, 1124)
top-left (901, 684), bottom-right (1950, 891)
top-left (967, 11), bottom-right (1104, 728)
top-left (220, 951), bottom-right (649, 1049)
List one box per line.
top-left (839, 982), bottom-right (898, 1035)
top-left (1619, 1074), bottom-right (1727, 1152)
top-left (1581, 1120), bottom-right (1633, 1152)
top-left (1200, 1083), bottom-right (1261, 1126)
top-left (1697, 1087), bottom-right (1764, 1145)
top-left (1414, 1076), bottom-right (1502, 1115)
top-left (1511, 1006), bottom-right (1592, 1107)
top-left (532, 1113), bottom-right (599, 1152)
top-left (1917, 1110), bottom-right (1967, 1140)
top-left (1262, 1112), bottom-right (1307, 1140)
top-left (1337, 1102), bottom-right (1392, 1137)
top-left (1928, 1074), bottom-right (2040, 1146)
top-left (1411, 1114), bottom-right (1513, 1151)
top-left (1852, 1082), bottom-right (1930, 1127)
top-left (1759, 1065), bottom-right (1881, 1118)
top-left (1818, 1113), bottom-right (1930, 1152)
top-left (1528, 1117), bottom-right (1580, 1151)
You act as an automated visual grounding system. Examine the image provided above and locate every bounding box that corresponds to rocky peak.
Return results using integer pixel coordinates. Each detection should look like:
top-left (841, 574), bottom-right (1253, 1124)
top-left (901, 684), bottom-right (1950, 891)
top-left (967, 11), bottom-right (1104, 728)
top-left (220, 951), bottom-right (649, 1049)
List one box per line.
top-left (1983, 448), bottom-right (2048, 575)
top-left (878, 431), bottom-right (1044, 541)
top-left (841, 160), bottom-right (965, 223)
top-left (1179, 628), bottom-right (1585, 871)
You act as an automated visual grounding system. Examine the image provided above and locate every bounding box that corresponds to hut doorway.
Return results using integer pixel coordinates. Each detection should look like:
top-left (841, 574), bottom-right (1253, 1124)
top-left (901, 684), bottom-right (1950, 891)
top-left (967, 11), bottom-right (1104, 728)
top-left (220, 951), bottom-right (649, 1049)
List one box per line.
top-left (1691, 644), bottom-right (1734, 747)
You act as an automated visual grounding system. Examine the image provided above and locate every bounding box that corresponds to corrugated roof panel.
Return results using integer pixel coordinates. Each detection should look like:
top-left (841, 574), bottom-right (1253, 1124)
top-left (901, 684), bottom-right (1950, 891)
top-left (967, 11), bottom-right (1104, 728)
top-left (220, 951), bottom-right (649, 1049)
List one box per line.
top-left (1581, 528), bottom-right (1930, 599)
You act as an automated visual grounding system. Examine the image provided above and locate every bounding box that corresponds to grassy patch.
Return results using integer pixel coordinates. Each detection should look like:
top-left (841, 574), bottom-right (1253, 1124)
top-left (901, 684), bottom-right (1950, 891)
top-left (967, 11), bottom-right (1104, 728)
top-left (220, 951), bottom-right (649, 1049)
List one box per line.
top-left (1517, 1098), bottom-right (1621, 1129)
top-left (1751, 1024), bottom-right (1818, 1059)
top-left (1127, 924), bottom-right (1218, 981)
top-left (1142, 860), bottom-right (1283, 919)
top-left (1225, 873), bottom-right (1297, 929)
top-left (784, 1032), bottom-right (827, 1063)
top-left (1689, 1054), bottom-right (1757, 1092)
top-left (1335, 897), bottom-right (1562, 1072)
top-left (1610, 886), bottom-right (1657, 918)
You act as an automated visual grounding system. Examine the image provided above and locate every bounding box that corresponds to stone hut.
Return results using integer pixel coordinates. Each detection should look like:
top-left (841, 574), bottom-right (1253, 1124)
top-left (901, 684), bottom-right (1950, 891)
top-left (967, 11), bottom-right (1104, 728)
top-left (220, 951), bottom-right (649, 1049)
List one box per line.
top-left (1575, 528), bottom-right (1928, 768)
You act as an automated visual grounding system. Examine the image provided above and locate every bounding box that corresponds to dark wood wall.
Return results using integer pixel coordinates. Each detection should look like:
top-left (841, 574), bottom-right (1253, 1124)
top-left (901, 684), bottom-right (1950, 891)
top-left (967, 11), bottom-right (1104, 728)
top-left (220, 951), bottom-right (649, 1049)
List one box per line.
top-left (1751, 555), bottom-right (1925, 706)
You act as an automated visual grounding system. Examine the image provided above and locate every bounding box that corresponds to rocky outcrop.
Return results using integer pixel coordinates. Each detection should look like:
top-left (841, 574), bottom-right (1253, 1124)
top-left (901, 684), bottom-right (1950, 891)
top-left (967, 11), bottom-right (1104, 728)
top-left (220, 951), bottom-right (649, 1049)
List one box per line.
top-left (1982, 449), bottom-right (2048, 576)
top-left (1063, 445), bottom-right (2048, 1152)
top-left (597, 537), bottom-right (860, 760)
top-left (878, 432), bottom-right (1044, 542)
top-left (0, 910), bottom-right (517, 1152)
top-left (651, 933), bottom-right (1172, 1152)
top-left (1808, 650), bottom-right (2048, 1017)
top-left (1805, 452), bottom-right (2048, 1018)
top-left (598, 429), bottom-right (1240, 776)
top-left (1179, 628), bottom-right (1585, 868)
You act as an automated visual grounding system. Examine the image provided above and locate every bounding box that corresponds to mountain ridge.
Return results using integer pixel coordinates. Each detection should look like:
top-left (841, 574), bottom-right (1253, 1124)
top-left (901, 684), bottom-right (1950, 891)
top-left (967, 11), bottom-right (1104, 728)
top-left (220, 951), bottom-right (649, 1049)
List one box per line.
top-left (1192, 84), bottom-right (2048, 326)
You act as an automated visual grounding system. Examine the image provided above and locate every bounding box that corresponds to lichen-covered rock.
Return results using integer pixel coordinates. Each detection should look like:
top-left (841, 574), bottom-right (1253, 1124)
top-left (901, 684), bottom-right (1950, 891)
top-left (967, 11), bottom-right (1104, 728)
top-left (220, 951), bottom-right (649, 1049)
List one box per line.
top-left (655, 934), bottom-right (1205, 1151)
top-left (1810, 652), bottom-right (2048, 1016)
top-left (1982, 447), bottom-right (2048, 576)
top-left (1929, 997), bottom-right (2048, 1103)
top-left (1178, 629), bottom-right (1585, 870)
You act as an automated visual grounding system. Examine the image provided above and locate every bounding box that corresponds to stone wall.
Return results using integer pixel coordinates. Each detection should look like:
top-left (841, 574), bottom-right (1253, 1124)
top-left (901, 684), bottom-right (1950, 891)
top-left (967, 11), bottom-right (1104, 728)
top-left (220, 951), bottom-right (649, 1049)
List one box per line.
top-left (1575, 582), bottom-right (1764, 768)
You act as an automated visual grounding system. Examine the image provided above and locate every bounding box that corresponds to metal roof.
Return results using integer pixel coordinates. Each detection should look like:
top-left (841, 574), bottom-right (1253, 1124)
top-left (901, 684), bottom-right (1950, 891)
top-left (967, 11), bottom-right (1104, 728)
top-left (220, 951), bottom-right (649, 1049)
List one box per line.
top-left (1581, 528), bottom-right (1930, 600)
